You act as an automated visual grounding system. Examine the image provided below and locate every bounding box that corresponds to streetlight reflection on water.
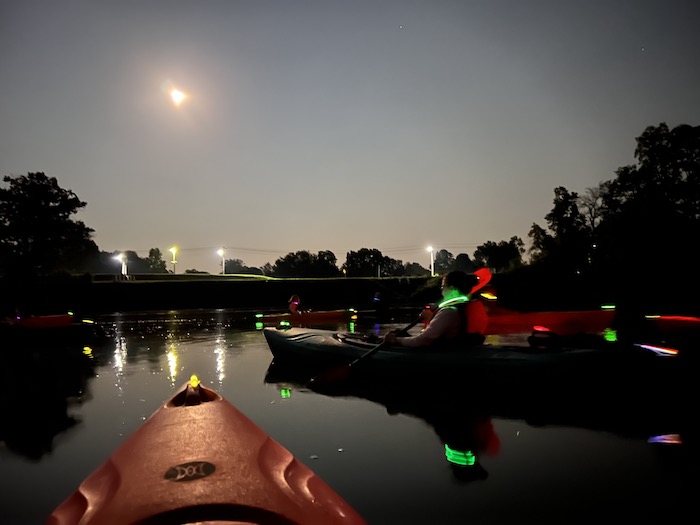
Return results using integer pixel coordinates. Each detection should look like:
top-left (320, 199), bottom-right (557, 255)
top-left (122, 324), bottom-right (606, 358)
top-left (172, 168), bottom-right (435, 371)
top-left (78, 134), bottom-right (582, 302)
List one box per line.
top-left (106, 314), bottom-right (229, 389)
top-left (167, 343), bottom-right (179, 385)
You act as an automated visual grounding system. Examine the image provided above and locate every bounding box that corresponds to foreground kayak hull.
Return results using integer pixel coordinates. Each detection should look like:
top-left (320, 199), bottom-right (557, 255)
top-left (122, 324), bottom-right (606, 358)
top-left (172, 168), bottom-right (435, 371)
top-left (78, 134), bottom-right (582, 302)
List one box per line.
top-left (48, 378), bottom-right (366, 525)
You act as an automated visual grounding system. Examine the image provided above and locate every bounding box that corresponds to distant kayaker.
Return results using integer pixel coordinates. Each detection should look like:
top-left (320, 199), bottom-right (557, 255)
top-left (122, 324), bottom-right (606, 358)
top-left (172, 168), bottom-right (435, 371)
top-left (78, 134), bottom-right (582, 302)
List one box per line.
top-left (384, 270), bottom-right (487, 347)
top-left (288, 295), bottom-right (302, 314)
top-left (372, 291), bottom-right (390, 322)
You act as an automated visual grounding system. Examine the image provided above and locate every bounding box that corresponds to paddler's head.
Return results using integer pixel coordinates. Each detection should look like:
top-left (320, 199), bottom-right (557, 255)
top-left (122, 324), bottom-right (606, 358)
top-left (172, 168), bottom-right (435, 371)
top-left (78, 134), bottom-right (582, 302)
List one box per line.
top-left (441, 271), bottom-right (478, 302)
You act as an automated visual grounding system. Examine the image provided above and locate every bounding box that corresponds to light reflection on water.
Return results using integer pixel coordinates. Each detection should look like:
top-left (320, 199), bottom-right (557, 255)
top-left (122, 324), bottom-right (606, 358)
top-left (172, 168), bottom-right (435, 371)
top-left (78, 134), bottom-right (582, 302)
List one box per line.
top-left (0, 309), bottom-right (692, 524)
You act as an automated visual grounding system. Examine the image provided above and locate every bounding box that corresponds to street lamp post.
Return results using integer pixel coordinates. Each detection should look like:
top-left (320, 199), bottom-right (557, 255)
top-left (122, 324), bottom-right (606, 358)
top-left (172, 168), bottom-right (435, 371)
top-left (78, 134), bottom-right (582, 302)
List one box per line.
top-left (217, 248), bottom-right (225, 275)
top-left (169, 247), bottom-right (178, 274)
top-left (114, 253), bottom-right (127, 277)
top-left (426, 246), bottom-right (435, 276)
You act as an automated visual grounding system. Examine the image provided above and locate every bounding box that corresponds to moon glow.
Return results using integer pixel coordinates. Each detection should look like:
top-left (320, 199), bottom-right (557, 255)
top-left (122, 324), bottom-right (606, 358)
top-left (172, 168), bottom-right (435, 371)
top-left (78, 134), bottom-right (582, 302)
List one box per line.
top-left (170, 88), bottom-right (186, 106)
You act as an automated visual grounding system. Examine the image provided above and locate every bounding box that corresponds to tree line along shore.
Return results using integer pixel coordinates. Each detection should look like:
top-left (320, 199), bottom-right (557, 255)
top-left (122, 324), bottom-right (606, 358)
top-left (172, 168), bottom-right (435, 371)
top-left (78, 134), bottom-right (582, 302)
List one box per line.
top-left (3, 268), bottom-right (698, 319)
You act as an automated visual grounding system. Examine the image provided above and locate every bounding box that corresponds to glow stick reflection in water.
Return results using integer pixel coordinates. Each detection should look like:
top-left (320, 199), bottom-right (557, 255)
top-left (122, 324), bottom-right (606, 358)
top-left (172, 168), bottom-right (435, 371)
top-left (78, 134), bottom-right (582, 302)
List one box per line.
top-left (445, 445), bottom-right (476, 466)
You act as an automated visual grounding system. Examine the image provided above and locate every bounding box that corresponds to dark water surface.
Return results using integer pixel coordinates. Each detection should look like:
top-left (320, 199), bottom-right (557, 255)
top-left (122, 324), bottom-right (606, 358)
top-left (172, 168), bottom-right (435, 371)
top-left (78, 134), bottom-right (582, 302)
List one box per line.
top-left (0, 310), bottom-right (692, 524)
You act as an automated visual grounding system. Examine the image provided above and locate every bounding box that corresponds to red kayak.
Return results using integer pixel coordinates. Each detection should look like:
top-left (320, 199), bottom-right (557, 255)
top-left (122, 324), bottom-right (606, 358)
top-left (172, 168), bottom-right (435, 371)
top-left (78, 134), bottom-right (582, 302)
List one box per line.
top-left (48, 375), bottom-right (367, 525)
top-left (1, 312), bottom-right (105, 344)
top-left (486, 306), bottom-right (700, 336)
top-left (13, 313), bottom-right (76, 329)
top-left (485, 307), bottom-right (617, 336)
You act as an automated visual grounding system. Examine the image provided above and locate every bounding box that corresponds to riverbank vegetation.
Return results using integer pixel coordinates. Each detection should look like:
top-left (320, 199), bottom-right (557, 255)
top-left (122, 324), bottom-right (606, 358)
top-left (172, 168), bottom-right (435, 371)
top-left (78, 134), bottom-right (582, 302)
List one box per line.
top-left (2, 123), bottom-right (699, 315)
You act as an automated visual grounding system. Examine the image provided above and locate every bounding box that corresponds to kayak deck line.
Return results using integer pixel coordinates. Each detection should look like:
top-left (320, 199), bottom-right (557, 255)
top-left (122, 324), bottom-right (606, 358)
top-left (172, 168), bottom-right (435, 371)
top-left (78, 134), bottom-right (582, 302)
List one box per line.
top-left (48, 375), bottom-right (367, 525)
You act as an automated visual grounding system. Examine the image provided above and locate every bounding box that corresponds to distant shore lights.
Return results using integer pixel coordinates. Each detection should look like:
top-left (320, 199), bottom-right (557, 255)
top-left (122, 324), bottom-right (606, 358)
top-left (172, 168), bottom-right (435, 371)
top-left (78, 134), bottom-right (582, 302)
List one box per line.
top-left (169, 247), bottom-right (178, 274)
top-left (427, 246), bottom-right (435, 276)
top-left (217, 248), bottom-right (225, 275)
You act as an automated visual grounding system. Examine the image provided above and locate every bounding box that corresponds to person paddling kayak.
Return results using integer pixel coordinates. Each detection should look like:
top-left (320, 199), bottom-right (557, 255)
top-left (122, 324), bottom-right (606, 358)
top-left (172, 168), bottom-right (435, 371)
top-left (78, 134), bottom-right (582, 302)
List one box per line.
top-left (288, 294), bottom-right (302, 314)
top-left (384, 270), bottom-right (487, 347)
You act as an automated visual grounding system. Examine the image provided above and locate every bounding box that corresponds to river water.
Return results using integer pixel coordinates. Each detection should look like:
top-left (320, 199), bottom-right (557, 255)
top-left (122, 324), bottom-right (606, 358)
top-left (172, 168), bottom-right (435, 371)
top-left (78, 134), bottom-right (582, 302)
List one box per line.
top-left (0, 309), bottom-right (692, 524)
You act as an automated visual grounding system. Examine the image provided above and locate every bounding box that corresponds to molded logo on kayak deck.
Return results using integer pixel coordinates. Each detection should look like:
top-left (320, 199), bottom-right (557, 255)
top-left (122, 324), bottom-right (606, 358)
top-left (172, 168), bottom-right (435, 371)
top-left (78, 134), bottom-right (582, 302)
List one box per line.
top-left (164, 461), bottom-right (216, 482)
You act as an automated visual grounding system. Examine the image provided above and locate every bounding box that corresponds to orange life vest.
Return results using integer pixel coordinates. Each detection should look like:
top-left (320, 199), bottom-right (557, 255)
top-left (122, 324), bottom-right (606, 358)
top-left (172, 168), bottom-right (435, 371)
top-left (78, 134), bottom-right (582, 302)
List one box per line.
top-left (423, 299), bottom-right (488, 343)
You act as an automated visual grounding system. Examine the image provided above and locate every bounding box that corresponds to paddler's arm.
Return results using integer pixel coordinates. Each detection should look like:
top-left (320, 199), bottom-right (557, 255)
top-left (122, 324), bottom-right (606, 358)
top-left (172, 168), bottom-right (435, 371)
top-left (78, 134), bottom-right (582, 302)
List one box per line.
top-left (385, 308), bottom-right (458, 348)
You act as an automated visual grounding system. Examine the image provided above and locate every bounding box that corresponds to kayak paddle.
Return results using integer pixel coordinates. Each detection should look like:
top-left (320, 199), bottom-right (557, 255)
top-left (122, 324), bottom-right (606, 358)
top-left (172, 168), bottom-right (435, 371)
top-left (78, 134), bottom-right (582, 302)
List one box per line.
top-left (310, 267), bottom-right (493, 386)
top-left (309, 316), bottom-right (424, 386)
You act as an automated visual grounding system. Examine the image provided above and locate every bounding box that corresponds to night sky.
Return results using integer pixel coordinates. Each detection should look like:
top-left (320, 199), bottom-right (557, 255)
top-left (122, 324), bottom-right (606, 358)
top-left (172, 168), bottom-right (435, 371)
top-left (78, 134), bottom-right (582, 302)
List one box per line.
top-left (2, 0), bottom-right (699, 272)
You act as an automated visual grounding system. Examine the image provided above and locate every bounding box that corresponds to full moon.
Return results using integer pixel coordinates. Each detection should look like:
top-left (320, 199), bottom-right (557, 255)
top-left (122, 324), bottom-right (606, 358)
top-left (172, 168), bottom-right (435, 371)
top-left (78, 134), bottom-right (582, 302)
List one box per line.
top-left (170, 88), bottom-right (186, 106)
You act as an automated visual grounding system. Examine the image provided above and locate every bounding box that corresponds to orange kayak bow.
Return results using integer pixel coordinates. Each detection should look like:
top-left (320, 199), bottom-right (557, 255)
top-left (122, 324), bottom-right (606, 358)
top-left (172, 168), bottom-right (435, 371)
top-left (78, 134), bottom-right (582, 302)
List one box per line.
top-left (48, 375), bottom-right (366, 525)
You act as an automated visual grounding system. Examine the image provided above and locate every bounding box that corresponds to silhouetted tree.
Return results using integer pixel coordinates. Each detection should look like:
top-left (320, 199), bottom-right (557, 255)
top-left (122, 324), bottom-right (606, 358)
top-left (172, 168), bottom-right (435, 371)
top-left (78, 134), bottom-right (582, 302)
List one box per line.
top-left (273, 251), bottom-right (314, 277)
top-left (341, 249), bottom-right (404, 277)
top-left (474, 237), bottom-right (525, 272)
top-left (122, 250), bottom-right (143, 273)
top-left (528, 223), bottom-right (555, 263)
top-left (224, 258), bottom-right (262, 275)
top-left (0, 172), bottom-right (98, 276)
top-left (434, 250), bottom-right (455, 275)
top-left (343, 248), bottom-right (384, 277)
top-left (313, 250), bottom-right (342, 277)
top-left (522, 122), bottom-right (700, 312)
top-left (146, 248), bottom-right (168, 273)
top-left (404, 262), bottom-right (429, 276)
top-left (526, 187), bottom-right (590, 275)
top-left (547, 187), bottom-right (590, 272)
top-left (271, 250), bottom-right (339, 277)
top-left (578, 185), bottom-right (605, 233)
top-left (225, 258), bottom-right (245, 273)
top-left (379, 255), bottom-right (404, 276)
top-left (597, 122), bottom-right (700, 276)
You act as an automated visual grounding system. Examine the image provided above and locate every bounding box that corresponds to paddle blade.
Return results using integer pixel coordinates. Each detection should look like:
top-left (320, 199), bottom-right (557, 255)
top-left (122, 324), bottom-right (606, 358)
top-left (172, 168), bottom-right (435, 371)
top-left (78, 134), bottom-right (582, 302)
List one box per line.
top-left (471, 267), bottom-right (493, 295)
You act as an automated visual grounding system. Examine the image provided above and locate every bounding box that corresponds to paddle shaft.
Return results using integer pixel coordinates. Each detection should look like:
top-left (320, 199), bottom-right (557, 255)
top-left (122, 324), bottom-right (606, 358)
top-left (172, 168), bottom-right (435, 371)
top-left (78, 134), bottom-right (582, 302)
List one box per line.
top-left (309, 317), bottom-right (423, 385)
top-left (347, 318), bottom-right (422, 367)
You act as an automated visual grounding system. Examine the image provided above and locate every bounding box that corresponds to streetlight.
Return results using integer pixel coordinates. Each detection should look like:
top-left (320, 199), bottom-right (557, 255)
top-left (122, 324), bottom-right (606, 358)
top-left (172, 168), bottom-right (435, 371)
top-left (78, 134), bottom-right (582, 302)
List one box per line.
top-left (217, 248), bottom-right (225, 275)
top-left (169, 246), bottom-right (178, 274)
top-left (426, 246), bottom-right (435, 276)
top-left (113, 253), bottom-right (127, 277)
